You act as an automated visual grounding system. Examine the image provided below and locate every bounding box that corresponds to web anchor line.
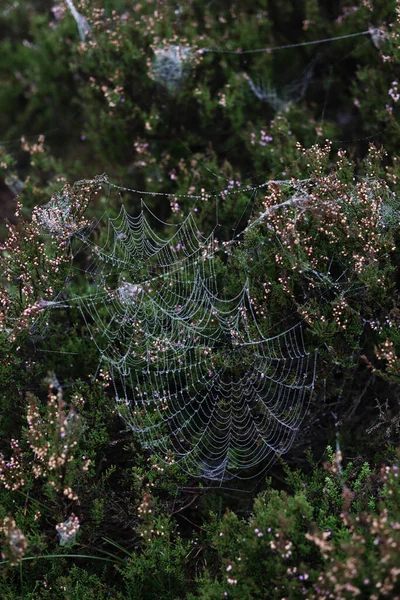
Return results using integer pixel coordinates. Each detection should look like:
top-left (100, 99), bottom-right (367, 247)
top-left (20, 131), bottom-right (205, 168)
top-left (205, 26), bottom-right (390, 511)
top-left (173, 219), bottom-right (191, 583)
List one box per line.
top-left (199, 29), bottom-right (374, 55)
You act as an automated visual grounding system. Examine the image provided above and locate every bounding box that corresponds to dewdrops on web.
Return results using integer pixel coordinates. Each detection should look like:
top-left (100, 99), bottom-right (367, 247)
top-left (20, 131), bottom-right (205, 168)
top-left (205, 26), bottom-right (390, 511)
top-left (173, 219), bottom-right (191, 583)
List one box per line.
top-left (379, 199), bottom-right (400, 230)
top-left (35, 192), bottom-right (74, 237)
top-left (369, 26), bottom-right (389, 50)
top-left (149, 42), bottom-right (194, 94)
top-left (244, 73), bottom-right (290, 112)
top-left (56, 513), bottom-right (80, 546)
top-left (117, 281), bottom-right (143, 305)
top-left (59, 179), bottom-right (317, 482)
top-left (243, 61), bottom-right (314, 112)
top-left (64, 0), bottom-right (91, 42)
top-left (34, 183), bottom-right (89, 240)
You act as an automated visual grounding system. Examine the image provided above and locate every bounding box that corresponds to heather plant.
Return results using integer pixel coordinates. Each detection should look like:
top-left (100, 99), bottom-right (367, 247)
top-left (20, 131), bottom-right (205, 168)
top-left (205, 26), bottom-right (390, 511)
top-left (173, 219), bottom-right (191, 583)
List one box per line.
top-left (0, 176), bottom-right (103, 341)
top-left (1, 516), bottom-right (28, 567)
top-left (2, 146), bottom-right (396, 596)
top-left (0, 2), bottom-right (80, 149)
top-left (0, 0), bottom-right (400, 598)
top-left (0, 140), bottom-right (399, 596)
top-left (1, 0), bottom-right (396, 197)
top-left (226, 143), bottom-right (400, 427)
top-left (0, 382), bottom-right (88, 561)
top-left (189, 451), bottom-right (400, 600)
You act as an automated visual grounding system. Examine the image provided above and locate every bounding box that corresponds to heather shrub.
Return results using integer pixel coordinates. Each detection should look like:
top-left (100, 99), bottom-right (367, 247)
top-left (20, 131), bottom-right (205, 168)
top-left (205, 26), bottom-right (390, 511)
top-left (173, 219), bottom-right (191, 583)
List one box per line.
top-left (0, 0), bottom-right (400, 598)
top-left (190, 451), bottom-right (400, 600)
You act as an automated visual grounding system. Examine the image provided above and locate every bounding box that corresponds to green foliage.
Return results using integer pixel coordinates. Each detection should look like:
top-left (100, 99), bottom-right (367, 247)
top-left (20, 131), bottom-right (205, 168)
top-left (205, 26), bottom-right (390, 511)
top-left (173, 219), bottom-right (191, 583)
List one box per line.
top-left (190, 454), bottom-right (400, 599)
top-left (117, 514), bottom-right (190, 600)
top-left (0, 0), bottom-right (400, 597)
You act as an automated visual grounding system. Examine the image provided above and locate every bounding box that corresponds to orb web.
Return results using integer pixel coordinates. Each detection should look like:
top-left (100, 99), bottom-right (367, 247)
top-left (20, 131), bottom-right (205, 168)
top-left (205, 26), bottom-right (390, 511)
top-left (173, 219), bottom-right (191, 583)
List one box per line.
top-left (58, 179), bottom-right (316, 481)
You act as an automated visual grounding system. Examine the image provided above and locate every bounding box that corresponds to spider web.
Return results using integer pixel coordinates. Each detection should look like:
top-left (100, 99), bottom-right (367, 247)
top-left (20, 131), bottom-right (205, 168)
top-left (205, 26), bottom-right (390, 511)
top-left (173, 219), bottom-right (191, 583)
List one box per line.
top-left (47, 178), bottom-right (317, 482)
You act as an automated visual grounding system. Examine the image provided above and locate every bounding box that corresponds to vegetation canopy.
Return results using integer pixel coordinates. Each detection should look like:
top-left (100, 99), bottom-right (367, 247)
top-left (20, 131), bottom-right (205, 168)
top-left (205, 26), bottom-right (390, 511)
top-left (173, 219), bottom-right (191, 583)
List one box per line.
top-left (0, 1), bottom-right (400, 598)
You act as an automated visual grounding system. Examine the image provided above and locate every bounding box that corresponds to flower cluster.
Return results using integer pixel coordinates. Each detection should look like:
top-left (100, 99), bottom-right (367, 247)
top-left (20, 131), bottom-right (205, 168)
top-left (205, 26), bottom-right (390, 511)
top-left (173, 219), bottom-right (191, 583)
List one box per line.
top-left (0, 176), bottom-right (103, 339)
top-left (0, 383), bottom-right (88, 501)
top-left (250, 129), bottom-right (273, 146)
top-left (388, 81), bottom-right (400, 103)
top-left (375, 339), bottom-right (400, 376)
top-left (248, 146), bottom-right (396, 346)
top-left (0, 439), bottom-right (25, 491)
top-left (306, 464), bottom-right (400, 600)
top-left (1, 516), bottom-right (27, 566)
top-left (21, 134), bottom-right (45, 156)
